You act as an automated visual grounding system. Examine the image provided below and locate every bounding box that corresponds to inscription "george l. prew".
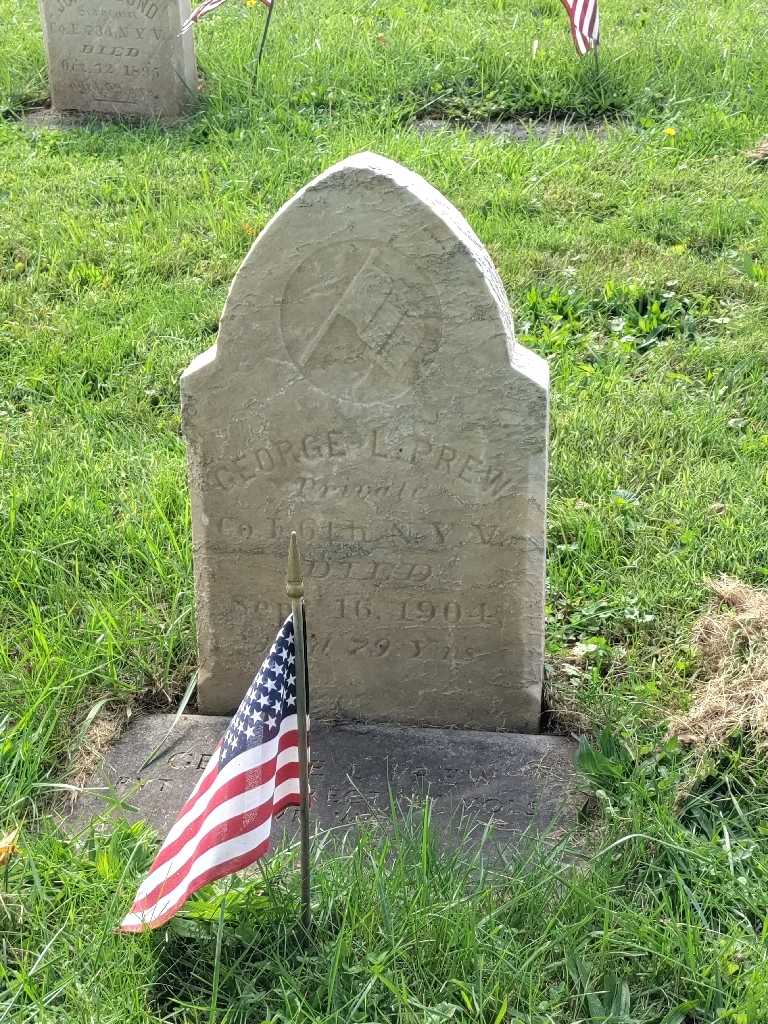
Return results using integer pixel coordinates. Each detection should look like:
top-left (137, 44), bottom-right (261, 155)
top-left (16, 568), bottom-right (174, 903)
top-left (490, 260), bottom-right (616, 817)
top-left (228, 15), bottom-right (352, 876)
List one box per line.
top-left (207, 429), bottom-right (530, 500)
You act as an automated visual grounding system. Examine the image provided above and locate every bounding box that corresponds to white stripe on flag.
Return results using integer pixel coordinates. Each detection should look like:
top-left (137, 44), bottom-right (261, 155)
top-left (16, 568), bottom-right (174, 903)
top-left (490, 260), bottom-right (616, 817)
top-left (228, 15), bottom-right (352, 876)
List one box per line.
top-left (160, 715), bottom-right (299, 850)
top-left (583, 0), bottom-right (595, 34)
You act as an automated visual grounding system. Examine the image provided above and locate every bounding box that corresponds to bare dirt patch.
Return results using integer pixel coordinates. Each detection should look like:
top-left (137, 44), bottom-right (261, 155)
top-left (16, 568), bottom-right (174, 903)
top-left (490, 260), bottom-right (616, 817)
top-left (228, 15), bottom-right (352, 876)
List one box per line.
top-left (747, 137), bottom-right (768, 164)
top-left (66, 705), bottom-right (127, 807)
top-left (414, 115), bottom-right (612, 142)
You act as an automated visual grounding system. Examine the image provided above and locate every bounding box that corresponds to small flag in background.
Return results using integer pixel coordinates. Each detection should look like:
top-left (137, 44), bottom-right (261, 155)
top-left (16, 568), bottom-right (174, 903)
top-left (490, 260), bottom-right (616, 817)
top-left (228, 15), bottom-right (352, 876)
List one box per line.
top-left (181, 0), bottom-right (271, 33)
top-left (121, 616), bottom-right (306, 932)
top-left (182, 0), bottom-right (227, 31)
top-left (560, 0), bottom-right (600, 56)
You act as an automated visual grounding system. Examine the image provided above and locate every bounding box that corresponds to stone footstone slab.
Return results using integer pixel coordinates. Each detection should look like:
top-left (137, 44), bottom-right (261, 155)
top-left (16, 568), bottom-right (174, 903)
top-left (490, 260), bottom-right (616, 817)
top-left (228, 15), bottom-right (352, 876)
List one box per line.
top-left (66, 714), bottom-right (580, 849)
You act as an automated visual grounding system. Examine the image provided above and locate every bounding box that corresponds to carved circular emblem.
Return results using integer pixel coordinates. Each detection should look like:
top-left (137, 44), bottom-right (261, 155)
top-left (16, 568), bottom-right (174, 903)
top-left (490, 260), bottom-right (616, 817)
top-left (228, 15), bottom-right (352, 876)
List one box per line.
top-left (280, 241), bottom-right (442, 404)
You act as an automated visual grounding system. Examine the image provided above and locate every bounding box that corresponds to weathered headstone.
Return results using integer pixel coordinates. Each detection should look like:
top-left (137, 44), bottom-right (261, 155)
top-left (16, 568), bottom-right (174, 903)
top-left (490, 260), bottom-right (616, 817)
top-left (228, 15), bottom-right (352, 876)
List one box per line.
top-left (182, 153), bottom-right (549, 732)
top-left (39, 0), bottom-right (196, 119)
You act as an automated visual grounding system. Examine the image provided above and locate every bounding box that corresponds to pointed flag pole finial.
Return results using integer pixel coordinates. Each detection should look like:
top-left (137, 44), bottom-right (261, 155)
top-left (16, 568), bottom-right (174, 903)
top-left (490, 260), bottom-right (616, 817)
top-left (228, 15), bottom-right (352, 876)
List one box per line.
top-left (286, 531), bottom-right (304, 599)
top-left (286, 531), bottom-right (311, 931)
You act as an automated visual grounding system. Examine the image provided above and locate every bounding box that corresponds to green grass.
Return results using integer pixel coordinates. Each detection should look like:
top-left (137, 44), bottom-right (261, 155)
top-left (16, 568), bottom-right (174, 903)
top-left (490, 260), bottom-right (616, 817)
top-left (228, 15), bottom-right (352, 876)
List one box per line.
top-left (2, 0), bottom-right (768, 1018)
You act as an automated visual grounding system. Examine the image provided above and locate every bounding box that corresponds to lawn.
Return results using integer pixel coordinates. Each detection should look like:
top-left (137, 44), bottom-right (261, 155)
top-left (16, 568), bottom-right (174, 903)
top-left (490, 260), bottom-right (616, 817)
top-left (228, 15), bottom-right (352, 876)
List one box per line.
top-left (2, 0), bottom-right (768, 1019)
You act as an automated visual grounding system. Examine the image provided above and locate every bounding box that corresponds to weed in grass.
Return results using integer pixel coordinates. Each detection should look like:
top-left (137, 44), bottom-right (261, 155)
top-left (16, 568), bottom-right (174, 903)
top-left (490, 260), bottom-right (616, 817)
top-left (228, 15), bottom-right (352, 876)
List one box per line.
top-left (523, 280), bottom-right (713, 355)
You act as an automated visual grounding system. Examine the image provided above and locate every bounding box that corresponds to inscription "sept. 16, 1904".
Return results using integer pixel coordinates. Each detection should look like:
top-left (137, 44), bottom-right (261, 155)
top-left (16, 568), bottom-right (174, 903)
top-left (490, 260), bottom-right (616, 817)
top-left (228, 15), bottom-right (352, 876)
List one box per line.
top-left (219, 596), bottom-right (508, 664)
top-left (229, 595), bottom-right (502, 628)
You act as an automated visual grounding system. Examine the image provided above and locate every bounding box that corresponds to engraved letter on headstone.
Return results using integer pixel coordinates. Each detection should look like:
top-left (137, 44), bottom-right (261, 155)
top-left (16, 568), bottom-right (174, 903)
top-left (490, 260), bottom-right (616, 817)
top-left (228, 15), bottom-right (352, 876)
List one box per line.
top-left (182, 153), bottom-right (549, 732)
top-left (39, 0), bottom-right (197, 119)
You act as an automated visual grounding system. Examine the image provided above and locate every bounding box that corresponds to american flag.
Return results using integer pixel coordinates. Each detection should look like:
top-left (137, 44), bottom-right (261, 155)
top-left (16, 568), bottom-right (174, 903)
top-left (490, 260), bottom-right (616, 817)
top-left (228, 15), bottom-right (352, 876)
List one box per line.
top-left (181, 0), bottom-right (271, 33)
top-left (120, 616), bottom-right (305, 932)
top-left (560, 0), bottom-right (599, 56)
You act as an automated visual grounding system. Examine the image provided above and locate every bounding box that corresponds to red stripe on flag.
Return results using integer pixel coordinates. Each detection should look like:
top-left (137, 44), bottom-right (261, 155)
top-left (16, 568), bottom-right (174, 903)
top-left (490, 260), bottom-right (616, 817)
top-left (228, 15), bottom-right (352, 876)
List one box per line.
top-left (559, 0), bottom-right (599, 55)
top-left (175, 744), bottom-right (221, 818)
top-left (129, 760), bottom-right (301, 914)
top-left (119, 790), bottom-right (301, 932)
top-left (147, 729), bottom-right (299, 878)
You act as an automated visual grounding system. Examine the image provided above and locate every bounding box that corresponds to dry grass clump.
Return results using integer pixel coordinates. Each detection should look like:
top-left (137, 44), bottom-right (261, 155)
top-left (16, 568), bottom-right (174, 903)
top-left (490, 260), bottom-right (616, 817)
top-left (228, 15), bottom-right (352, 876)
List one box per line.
top-left (669, 576), bottom-right (768, 751)
top-left (67, 706), bottom-right (127, 799)
top-left (747, 137), bottom-right (768, 163)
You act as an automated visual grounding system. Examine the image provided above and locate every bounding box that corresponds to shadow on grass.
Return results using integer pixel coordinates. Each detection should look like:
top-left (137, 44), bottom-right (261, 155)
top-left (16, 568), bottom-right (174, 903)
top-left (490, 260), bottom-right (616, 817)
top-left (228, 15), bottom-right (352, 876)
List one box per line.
top-left (141, 761), bottom-right (768, 1023)
top-left (151, 805), bottom-right (577, 1022)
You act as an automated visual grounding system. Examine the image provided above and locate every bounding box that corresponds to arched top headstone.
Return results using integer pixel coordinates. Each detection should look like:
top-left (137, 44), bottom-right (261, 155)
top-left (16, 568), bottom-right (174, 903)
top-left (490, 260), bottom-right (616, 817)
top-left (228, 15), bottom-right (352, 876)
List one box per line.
top-left (183, 153), bottom-right (549, 732)
top-left (184, 152), bottom-right (546, 403)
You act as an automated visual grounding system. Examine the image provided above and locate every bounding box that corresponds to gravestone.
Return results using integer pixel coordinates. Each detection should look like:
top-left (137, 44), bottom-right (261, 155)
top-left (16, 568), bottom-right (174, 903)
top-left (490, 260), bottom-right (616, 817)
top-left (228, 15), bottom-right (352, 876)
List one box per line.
top-left (39, 0), bottom-right (196, 119)
top-left (182, 153), bottom-right (549, 732)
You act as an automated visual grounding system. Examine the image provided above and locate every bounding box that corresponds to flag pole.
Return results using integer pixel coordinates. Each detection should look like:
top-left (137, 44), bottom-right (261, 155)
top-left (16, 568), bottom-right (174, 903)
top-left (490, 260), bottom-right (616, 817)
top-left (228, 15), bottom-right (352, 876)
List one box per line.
top-left (286, 531), bottom-right (311, 931)
top-left (254, 0), bottom-right (276, 78)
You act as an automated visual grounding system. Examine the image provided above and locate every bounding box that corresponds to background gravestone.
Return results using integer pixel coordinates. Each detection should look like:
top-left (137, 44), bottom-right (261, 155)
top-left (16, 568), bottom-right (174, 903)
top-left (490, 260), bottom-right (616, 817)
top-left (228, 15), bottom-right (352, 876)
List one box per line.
top-left (182, 152), bottom-right (549, 732)
top-left (39, 0), bottom-right (196, 118)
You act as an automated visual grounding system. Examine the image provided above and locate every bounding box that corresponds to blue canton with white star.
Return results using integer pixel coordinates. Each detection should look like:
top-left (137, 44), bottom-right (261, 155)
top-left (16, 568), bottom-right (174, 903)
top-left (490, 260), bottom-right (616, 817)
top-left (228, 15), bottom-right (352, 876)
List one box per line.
top-left (219, 616), bottom-right (298, 769)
